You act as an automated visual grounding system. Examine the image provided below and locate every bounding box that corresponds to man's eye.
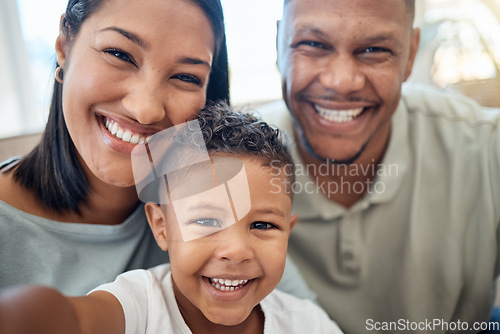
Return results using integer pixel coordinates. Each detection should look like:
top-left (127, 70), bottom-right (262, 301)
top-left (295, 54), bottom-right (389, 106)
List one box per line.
top-left (295, 41), bottom-right (325, 49)
top-left (103, 48), bottom-right (136, 65)
top-left (363, 47), bottom-right (391, 54)
top-left (189, 218), bottom-right (222, 227)
top-left (174, 74), bottom-right (202, 85)
top-left (250, 221), bottom-right (276, 230)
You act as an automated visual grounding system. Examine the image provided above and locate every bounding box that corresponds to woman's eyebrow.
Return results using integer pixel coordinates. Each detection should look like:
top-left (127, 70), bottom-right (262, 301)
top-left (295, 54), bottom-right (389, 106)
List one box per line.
top-left (178, 57), bottom-right (212, 69)
top-left (99, 26), bottom-right (148, 49)
top-left (98, 26), bottom-right (211, 69)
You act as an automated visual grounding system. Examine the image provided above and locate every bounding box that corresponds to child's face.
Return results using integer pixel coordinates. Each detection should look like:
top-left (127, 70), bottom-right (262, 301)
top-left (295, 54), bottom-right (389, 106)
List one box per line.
top-left (146, 155), bottom-right (296, 328)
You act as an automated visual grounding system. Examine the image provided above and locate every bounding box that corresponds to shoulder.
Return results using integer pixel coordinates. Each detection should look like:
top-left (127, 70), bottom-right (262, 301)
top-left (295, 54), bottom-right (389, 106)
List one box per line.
top-left (401, 83), bottom-right (500, 126)
top-left (89, 264), bottom-right (172, 334)
top-left (104, 264), bottom-right (171, 288)
top-left (254, 100), bottom-right (292, 131)
top-left (261, 290), bottom-right (343, 333)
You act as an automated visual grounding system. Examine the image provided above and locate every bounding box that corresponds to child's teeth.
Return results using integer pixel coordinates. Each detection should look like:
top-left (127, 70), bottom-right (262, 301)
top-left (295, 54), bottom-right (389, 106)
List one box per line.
top-left (209, 277), bottom-right (249, 291)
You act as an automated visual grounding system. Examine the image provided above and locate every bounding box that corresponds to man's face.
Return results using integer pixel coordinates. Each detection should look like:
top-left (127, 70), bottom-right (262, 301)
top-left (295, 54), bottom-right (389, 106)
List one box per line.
top-left (277, 0), bottom-right (419, 163)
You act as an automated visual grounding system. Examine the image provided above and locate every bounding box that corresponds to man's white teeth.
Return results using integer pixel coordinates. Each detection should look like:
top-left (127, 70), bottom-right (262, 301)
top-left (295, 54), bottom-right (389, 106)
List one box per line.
top-left (315, 105), bottom-right (364, 123)
top-left (209, 277), bottom-right (249, 291)
top-left (105, 118), bottom-right (152, 144)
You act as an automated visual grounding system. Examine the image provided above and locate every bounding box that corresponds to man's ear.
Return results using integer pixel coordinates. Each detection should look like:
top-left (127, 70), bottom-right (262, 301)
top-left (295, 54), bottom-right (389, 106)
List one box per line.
top-left (275, 20), bottom-right (281, 68)
top-left (403, 27), bottom-right (421, 82)
top-left (55, 14), bottom-right (70, 68)
top-left (145, 202), bottom-right (169, 251)
top-left (289, 214), bottom-right (298, 233)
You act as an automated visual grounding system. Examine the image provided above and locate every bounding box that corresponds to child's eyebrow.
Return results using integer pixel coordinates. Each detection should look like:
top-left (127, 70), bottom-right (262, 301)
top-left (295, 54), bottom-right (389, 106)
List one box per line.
top-left (254, 208), bottom-right (286, 219)
top-left (188, 202), bottom-right (227, 214)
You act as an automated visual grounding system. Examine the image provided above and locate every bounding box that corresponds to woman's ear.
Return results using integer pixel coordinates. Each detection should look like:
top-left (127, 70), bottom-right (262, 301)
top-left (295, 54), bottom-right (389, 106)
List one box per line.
top-left (55, 14), bottom-right (69, 68)
top-left (145, 202), bottom-right (169, 251)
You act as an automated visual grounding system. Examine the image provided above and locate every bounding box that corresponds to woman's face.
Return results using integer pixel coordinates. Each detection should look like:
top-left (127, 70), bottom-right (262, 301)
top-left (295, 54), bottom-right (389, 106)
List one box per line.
top-left (56, 0), bottom-right (215, 188)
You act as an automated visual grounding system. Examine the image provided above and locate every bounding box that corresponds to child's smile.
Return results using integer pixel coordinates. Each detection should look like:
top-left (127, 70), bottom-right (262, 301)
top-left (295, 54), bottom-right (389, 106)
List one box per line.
top-left (203, 275), bottom-right (255, 302)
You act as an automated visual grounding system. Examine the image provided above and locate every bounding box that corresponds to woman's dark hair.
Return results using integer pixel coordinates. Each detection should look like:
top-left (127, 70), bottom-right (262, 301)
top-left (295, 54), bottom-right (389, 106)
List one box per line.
top-left (9, 0), bottom-right (230, 214)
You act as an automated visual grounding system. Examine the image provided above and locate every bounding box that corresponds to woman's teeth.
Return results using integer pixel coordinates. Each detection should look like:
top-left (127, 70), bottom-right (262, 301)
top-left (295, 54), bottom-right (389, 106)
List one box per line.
top-left (209, 277), bottom-right (249, 292)
top-left (105, 118), bottom-right (152, 144)
top-left (315, 105), bottom-right (364, 123)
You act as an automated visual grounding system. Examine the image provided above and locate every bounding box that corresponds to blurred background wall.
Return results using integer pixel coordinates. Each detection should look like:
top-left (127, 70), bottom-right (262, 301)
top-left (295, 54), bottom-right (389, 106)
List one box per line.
top-left (1, 0), bottom-right (499, 139)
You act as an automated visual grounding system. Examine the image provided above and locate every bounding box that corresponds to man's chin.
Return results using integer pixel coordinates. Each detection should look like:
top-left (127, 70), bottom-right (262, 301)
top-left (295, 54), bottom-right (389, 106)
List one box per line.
top-left (299, 130), bottom-right (366, 165)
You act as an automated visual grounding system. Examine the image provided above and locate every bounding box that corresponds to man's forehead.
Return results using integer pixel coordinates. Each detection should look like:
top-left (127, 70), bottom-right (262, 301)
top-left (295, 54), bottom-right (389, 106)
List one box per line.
top-left (283, 0), bottom-right (409, 20)
top-left (282, 0), bottom-right (412, 34)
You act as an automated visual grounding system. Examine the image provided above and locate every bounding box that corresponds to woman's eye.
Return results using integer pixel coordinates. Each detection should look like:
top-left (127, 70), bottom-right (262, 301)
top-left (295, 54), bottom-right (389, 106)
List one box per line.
top-left (103, 49), bottom-right (136, 65)
top-left (250, 221), bottom-right (276, 230)
top-left (174, 74), bottom-right (202, 85)
top-left (189, 218), bottom-right (222, 228)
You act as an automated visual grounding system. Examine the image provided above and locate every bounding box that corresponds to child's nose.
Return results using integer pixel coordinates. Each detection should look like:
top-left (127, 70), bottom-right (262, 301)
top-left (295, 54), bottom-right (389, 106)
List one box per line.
top-left (214, 227), bottom-right (254, 264)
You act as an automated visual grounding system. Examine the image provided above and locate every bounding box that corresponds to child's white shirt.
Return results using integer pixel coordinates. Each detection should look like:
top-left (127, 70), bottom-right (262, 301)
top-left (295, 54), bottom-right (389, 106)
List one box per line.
top-left (92, 263), bottom-right (343, 334)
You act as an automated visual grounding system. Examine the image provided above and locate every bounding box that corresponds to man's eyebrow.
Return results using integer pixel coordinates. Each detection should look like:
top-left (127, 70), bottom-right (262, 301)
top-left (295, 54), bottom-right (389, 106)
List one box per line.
top-left (363, 34), bottom-right (402, 48)
top-left (294, 25), bottom-right (403, 48)
top-left (294, 24), bottom-right (330, 40)
top-left (99, 26), bottom-right (148, 49)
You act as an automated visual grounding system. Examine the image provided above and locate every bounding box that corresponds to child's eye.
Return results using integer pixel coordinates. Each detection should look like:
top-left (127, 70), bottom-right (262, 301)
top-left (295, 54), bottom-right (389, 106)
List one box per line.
top-left (173, 73), bottom-right (202, 85)
top-left (103, 48), bottom-right (136, 66)
top-left (250, 221), bottom-right (276, 230)
top-left (188, 218), bottom-right (222, 228)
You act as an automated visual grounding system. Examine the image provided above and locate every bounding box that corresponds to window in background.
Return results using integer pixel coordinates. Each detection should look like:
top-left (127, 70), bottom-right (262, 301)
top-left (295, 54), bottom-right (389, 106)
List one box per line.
top-left (416, 0), bottom-right (500, 107)
top-left (221, 0), bottom-right (283, 106)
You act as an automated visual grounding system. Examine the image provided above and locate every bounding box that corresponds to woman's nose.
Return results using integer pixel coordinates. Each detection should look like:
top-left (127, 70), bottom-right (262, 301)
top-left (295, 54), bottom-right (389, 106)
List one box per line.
top-left (121, 81), bottom-right (166, 125)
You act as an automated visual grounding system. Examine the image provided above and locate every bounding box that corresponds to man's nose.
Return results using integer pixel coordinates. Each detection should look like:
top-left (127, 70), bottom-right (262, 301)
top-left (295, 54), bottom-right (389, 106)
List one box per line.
top-left (319, 54), bottom-right (365, 95)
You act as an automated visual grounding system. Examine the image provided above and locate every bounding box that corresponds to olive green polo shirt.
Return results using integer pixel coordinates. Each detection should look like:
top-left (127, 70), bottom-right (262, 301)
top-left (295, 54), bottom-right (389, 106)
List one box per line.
top-left (259, 83), bottom-right (500, 334)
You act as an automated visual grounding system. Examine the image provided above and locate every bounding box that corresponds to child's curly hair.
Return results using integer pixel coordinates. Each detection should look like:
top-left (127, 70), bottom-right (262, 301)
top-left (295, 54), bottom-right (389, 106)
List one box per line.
top-left (138, 101), bottom-right (295, 204)
top-left (195, 102), bottom-right (294, 180)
